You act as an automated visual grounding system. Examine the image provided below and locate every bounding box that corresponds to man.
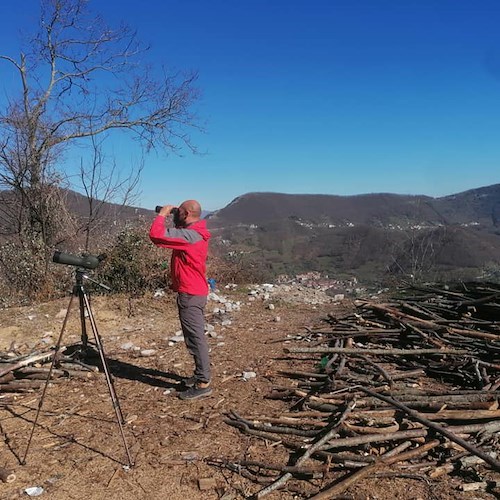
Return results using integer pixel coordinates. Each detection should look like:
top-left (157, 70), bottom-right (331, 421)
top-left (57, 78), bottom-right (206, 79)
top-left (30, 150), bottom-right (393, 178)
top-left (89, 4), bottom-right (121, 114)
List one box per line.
top-left (149, 200), bottom-right (212, 400)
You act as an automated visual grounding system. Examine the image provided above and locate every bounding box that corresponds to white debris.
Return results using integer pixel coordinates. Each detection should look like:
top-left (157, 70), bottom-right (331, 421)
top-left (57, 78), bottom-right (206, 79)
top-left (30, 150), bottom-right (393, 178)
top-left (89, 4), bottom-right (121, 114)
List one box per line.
top-left (242, 371), bottom-right (257, 381)
top-left (139, 349), bottom-right (156, 357)
top-left (24, 487), bottom-right (44, 497)
top-left (169, 334), bottom-right (184, 343)
top-left (120, 342), bottom-right (137, 351)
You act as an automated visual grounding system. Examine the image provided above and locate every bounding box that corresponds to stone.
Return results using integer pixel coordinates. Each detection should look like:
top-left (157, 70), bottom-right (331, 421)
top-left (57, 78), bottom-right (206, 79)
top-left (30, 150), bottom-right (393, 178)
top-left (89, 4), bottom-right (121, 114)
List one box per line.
top-left (242, 371), bottom-right (257, 381)
top-left (198, 477), bottom-right (217, 490)
top-left (120, 342), bottom-right (136, 350)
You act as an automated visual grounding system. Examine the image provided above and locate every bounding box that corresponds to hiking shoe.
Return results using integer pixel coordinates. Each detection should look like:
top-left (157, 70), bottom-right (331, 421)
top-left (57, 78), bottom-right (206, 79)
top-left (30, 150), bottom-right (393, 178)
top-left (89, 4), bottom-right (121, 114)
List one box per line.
top-left (182, 375), bottom-right (197, 388)
top-left (178, 384), bottom-right (212, 400)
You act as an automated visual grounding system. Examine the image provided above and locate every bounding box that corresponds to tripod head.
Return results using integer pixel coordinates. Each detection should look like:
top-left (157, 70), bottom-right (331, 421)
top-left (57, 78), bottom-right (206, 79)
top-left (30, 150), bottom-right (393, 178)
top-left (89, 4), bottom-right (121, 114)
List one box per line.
top-left (77, 270), bottom-right (111, 292)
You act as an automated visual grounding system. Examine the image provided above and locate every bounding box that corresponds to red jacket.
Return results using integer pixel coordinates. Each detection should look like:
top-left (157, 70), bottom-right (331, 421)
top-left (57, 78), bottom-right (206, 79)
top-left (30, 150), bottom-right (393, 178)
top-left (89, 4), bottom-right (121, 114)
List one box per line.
top-left (149, 216), bottom-right (211, 296)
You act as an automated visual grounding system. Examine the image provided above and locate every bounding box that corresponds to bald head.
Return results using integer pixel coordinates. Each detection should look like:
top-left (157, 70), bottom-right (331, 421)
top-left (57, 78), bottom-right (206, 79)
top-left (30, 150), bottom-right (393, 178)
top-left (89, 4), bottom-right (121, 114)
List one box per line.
top-left (180, 199), bottom-right (202, 221)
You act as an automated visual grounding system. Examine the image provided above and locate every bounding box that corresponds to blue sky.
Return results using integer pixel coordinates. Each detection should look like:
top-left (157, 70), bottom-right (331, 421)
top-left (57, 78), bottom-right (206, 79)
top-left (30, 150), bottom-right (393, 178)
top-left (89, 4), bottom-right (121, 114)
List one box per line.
top-left (1, 0), bottom-right (500, 211)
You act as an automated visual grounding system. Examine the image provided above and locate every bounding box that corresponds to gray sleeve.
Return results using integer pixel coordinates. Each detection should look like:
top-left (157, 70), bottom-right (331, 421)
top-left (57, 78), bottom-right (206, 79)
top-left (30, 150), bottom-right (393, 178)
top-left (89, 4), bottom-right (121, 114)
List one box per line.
top-left (165, 227), bottom-right (203, 243)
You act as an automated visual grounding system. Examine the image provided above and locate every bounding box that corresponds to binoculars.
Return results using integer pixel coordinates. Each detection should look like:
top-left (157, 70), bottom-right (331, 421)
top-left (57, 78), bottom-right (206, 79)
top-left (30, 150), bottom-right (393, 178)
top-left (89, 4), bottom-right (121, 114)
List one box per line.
top-left (155, 206), bottom-right (179, 217)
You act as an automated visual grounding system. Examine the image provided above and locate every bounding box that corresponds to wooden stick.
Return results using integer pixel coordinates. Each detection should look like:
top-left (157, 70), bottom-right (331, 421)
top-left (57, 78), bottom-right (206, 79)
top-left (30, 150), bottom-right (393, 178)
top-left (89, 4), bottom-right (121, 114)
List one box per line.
top-left (247, 416), bottom-right (329, 428)
top-left (350, 408), bottom-right (500, 421)
top-left (319, 428), bottom-right (429, 449)
top-left (318, 420), bottom-right (500, 450)
top-left (208, 457), bottom-right (329, 475)
top-left (0, 381), bottom-right (45, 391)
top-left (17, 367), bottom-right (94, 379)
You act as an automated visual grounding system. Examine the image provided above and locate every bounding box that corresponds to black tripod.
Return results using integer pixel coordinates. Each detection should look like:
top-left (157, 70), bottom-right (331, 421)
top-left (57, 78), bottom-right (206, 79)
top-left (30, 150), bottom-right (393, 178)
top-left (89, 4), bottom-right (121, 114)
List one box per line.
top-left (22, 268), bottom-right (133, 467)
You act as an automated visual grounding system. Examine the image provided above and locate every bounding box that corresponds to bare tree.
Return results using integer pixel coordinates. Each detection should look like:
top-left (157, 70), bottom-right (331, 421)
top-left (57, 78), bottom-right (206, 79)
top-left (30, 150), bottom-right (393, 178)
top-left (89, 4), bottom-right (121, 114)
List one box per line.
top-left (79, 133), bottom-right (143, 251)
top-left (0, 0), bottom-right (201, 290)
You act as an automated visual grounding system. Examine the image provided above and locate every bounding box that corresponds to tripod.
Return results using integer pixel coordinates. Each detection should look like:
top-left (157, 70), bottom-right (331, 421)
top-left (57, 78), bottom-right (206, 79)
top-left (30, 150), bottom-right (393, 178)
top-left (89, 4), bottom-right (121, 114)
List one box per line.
top-left (22, 268), bottom-right (133, 467)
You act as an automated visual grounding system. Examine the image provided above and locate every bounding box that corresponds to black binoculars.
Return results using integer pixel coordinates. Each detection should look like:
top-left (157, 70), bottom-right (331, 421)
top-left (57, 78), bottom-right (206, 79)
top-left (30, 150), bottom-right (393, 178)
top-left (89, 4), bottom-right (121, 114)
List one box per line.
top-left (155, 206), bottom-right (179, 217)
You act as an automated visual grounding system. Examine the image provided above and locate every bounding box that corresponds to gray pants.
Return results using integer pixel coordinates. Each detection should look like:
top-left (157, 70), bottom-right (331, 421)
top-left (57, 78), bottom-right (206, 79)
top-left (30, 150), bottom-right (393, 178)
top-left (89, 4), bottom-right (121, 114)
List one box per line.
top-left (177, 293), bottom-right (211, 383)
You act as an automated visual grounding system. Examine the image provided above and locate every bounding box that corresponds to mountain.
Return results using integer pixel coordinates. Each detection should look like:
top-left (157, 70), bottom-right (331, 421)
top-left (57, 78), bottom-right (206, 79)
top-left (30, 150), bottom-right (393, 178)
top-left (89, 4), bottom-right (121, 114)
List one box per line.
top-left (206, 185), bottom-right (500, 282)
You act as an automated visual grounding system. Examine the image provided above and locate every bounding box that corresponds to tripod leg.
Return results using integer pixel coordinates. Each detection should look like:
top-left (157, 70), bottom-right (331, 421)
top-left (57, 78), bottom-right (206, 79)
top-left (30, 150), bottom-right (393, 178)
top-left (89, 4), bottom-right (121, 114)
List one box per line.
top-left (22, 293), bottom-right (76, 465)
top-left (78, 288), bottom-right (89, 348)
top-left (81, 291), bottom-right (133, 467)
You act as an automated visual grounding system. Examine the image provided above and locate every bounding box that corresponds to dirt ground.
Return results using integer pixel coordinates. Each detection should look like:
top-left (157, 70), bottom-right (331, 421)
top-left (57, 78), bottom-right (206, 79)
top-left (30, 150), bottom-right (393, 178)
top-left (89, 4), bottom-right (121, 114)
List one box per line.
top-left (0, 286), bottom-right (499, 499)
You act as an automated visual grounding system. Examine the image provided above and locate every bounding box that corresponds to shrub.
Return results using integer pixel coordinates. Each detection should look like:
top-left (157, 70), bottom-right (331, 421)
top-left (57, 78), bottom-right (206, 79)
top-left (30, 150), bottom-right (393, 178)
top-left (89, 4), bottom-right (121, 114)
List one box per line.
top-left (95, 226), bottom-right (168, 295)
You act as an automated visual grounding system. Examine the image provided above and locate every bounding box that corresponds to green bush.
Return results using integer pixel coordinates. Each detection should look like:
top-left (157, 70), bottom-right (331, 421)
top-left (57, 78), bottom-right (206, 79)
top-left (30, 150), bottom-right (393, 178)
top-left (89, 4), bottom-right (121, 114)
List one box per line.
top-left (95, 226), bottom-right (168, 295)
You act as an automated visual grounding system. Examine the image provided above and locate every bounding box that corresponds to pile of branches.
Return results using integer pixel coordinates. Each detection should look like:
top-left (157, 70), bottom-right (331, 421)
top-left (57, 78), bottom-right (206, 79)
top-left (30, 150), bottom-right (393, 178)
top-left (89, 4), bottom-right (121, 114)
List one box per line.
top-left (212, 281), bottom-right (500, 498)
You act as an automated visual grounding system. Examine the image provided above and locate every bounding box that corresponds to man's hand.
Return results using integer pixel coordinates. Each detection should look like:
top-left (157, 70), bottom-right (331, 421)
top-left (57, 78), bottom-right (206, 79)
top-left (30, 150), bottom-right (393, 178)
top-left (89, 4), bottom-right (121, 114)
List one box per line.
top-left (158, 204), bottom-right (176, 217)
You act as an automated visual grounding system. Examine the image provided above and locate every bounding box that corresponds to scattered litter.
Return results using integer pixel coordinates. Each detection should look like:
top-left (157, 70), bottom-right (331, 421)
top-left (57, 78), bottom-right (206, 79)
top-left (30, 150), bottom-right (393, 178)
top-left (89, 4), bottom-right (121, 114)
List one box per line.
top-left (168, 334), bottom-right (184, 344)
top-left (120, 342), bottom-right (137, 351)
top-left (24, 486), bottom-right (44, 497)
top-left (242, 371), bottom-right (257, 381)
